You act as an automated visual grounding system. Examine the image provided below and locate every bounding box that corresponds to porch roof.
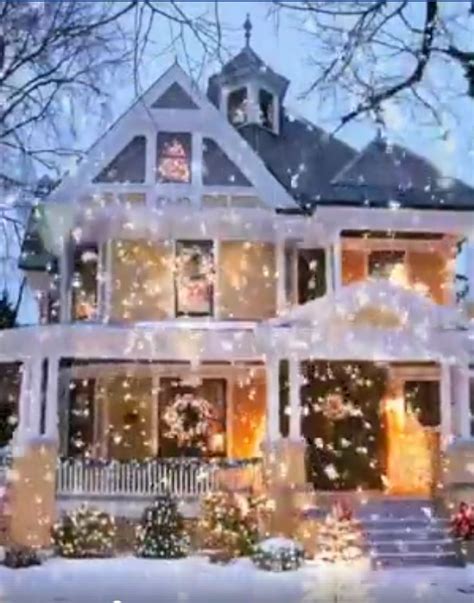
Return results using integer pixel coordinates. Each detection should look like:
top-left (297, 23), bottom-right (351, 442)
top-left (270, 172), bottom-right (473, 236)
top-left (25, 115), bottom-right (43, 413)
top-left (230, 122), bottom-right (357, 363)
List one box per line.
top-left (262, 281), bottom-right (468, 362)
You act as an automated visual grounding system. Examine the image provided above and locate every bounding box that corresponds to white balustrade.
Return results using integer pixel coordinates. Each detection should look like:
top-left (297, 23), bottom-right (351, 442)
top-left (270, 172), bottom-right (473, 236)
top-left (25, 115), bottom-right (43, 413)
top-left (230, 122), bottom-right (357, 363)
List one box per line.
top-left (56, 458), bottom-right (261, 499)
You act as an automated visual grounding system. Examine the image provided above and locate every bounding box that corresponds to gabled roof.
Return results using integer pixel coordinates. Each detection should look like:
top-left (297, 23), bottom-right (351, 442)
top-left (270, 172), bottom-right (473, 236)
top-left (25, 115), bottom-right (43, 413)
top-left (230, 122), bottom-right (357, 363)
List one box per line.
top-left (239, 112), bottom-right (356, 208)
top-left (328, 138), bottom-right (474, 209)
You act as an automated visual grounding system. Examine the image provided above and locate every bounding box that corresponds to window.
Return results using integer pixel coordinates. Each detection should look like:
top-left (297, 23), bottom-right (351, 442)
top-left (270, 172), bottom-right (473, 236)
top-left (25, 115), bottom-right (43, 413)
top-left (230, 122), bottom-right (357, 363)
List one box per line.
top-left (259, 89), bottom-right (275, 130)
top-left (93, 136), bottom-right (146, 183)
top-left (404, 380), bottom-right (440, 428)
top-left (284, 245), bottom-right (296, 305)
top-left (298, 249), bottom-right (326, 303)
top-left (156, 132), bottom-right (191, 183)
top-left (159, 378), bottom-right (226, 457)
top-left (0, 363), bottom-right (21, 447)
top-left (175, 240), bottom-right (214, 316)
top-left (228, 87), bottom-right (247, 126)
top-left (68, 378), bottom-right (96, 457)
top-left (368, 250), bottom-right (406, 280)
top-left (71, 244), bottom-right (99, 322)
top-left (470, 379), bottom-right (474, 436)
top-left (202, 138), bottom-right (251, 186)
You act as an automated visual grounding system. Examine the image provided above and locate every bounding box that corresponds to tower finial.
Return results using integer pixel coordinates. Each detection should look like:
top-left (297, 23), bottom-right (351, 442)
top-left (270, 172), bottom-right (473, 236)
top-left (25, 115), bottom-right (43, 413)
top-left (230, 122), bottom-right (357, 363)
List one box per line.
top-left (244, 13), bottom-right (252, 47)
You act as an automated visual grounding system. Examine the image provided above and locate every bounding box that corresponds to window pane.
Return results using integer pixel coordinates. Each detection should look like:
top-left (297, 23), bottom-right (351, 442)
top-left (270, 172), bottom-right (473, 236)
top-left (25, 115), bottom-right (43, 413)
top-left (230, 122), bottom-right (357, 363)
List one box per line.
top-left (156, 132), bottom-right (191, 183)
top-left (404, 380), bottom-right (440, 427)
top-left (298, 249), bottom-right (326, 303)
top-left (0, 363), bottom-right (21, 447)
top-left (71, 245), bottom-right (98, 322)
top-left (259, 89), bottom-right (274, 129)
top-left (68, 379), bottom-right (95, 457)
top-left (93, 136), bottom-right (146, 183)
top-left (175, 240), bottom-right (214, 316)
top-left (368, 250), bottom-right (405, 280)
top-left (228, 87), bottom-right (247, 126)
top-left (470, 379), bottom-right (474, 415)
top-left (284, 246), bottom-right (296, 305)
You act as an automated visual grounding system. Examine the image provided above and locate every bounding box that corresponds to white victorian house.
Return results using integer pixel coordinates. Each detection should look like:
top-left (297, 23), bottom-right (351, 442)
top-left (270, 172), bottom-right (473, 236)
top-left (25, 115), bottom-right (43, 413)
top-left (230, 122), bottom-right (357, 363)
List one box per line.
top-left (2, 33), bottom-right (474, 520)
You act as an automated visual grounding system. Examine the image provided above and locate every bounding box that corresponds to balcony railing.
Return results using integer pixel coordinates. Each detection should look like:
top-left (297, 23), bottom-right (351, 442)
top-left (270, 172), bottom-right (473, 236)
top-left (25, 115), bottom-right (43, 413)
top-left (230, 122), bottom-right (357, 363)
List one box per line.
top-left (56, 457), bottom-right (262, 499)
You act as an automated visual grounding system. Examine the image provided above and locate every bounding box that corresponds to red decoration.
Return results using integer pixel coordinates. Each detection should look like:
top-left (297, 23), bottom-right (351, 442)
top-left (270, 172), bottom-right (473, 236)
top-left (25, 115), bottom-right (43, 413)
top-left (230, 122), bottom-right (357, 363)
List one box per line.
top-left (451, 502), bottom-right (474, 540)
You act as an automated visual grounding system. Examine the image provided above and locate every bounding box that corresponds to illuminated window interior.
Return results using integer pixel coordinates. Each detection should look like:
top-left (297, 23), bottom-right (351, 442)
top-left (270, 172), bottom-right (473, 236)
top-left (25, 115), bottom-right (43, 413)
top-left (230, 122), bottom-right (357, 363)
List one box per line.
top-left (228, 87), bottom-right (247, 126)
top-left (156, 132), bottom-right (191, 183)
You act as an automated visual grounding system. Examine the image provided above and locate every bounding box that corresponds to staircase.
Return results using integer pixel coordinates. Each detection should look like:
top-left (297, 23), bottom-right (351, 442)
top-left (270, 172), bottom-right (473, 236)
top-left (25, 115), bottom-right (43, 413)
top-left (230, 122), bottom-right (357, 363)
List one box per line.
top-left (303, 497), bottom-right (464, 568)
top-left (358, 499), bottom-right (463, 568)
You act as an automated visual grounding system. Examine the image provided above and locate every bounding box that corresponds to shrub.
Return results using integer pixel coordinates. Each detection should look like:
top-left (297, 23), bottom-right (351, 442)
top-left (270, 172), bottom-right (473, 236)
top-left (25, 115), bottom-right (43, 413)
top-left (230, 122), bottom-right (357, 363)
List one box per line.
top-left (253, 538), bottom-right (305, 572)
top-left (452, 502), bottom-right (474, 541)
top-left (3, 546), bottom-right (42, 569)
top-left (135, 495), bottom-right (188, 559)
top-left (52, 505), bottom-right (116, 558)
top-left (198, 492), bottom-right (261, 560)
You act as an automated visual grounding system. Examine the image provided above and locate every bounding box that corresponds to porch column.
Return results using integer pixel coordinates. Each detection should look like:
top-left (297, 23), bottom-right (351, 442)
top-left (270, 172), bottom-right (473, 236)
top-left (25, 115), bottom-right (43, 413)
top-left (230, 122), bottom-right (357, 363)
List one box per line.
top-left (45, 356), bottom-right (59, 442)
top-left (452, 364), bottom-right (471, 439)
top-left (440, 361), bottom-right (453, 450)
top-left (59, 238), bottom-right (70, 323)
top-left (288, 357), bottom-right (302, 440)
top-left (28, 357), bottom-right (44, 439)
top-left (266, 356), bottom-right (281, 442)
top-left (276, 239), bottom-right (286, 315)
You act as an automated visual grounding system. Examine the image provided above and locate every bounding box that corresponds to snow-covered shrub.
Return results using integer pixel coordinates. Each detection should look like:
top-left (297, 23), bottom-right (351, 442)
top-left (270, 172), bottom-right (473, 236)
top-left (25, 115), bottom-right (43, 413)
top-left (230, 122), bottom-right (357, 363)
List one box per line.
top-left (52, 505), bottom-right (116, 558)
top-left (3, 545), bottom-right (42, 569)
top-left (252, 538), bottom-right (304, 572)
top-left (135, 495), bottom-right (188, 559)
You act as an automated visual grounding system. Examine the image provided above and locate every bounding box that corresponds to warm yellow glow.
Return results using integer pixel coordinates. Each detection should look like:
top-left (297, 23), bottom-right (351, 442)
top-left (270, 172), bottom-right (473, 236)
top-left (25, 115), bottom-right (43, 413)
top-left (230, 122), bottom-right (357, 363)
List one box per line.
top-left (384, 393), bottom-right (436, 496)
top-left (388, 262), bottom-right (428, 296)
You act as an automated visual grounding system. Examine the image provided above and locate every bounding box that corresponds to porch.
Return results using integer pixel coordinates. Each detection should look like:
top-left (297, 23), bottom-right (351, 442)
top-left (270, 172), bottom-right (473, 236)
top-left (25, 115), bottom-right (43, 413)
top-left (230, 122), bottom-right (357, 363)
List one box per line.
top-left (0, 281), bottom-right (472, 509)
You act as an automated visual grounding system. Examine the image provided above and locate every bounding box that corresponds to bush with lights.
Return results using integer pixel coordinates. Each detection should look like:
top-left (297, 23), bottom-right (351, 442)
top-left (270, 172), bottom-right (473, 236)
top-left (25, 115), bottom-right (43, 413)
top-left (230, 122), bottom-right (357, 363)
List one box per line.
top-left (198, 492), bottom-right (262, 561)
top-left (252, 537), bottom-right (305, 572)
top-left (315, 501), bottom-right (364, 564)
top-left (451, 501), bottom-right (474, 541)
top-left (52, 505), bottom-right (116, 558)
top-left (135, 495), bottom-right (188, 559)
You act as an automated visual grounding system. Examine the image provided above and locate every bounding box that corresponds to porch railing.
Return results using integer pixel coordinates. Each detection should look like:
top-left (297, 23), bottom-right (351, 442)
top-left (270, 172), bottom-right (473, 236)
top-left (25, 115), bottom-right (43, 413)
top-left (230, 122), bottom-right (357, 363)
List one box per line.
top-left (56, 457), bottom-right (262, 499)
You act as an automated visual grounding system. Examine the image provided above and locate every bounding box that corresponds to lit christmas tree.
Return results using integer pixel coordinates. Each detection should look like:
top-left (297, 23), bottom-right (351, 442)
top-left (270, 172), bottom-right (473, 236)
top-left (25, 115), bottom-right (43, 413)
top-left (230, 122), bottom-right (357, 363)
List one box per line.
top-left (315, 502), bottom-right (364, 564)
top-left (135, 495), bottom-right (188, 559)
top-left (198, 492), bottom-right (261, 560)
top-left (52, 505), bottom-right (116, 558)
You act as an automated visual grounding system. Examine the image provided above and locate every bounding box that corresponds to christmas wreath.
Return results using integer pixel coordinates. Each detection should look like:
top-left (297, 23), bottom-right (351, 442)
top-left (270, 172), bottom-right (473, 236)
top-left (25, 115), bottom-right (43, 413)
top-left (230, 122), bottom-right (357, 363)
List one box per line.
top-left (162, 393), bottom-right (213, 449)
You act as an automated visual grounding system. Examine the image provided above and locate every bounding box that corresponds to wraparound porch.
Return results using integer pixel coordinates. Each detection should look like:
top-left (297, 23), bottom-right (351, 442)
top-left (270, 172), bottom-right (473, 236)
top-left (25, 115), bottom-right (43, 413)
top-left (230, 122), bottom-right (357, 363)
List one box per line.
top-left (0, 281), bottom-right (472, 506)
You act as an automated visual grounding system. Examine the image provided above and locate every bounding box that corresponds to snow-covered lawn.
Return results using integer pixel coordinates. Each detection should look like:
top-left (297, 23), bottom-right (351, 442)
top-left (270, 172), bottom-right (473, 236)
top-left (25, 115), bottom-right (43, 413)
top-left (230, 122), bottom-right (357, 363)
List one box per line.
top-left (0, 557), bottom-right (474, 603)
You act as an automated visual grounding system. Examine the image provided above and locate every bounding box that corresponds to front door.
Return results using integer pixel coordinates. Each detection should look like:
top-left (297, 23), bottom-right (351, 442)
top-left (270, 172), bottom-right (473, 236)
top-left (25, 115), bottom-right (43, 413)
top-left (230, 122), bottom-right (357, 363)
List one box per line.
top-left (302, 361), bottom-right (387, 491)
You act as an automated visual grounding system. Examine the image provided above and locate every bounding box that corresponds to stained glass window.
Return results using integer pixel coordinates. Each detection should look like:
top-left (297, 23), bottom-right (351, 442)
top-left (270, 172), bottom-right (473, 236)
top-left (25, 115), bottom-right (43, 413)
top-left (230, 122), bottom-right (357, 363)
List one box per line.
top-left (175, 240), bottom-right (214, 316)
top-left (156, 132), bottom-right (191, 183)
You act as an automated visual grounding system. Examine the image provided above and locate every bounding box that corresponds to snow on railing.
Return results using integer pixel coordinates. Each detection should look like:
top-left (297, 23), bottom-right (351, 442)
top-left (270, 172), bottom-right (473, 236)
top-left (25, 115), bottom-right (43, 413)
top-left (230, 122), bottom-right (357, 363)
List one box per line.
top-left (56, 457), bottom-right (261, 499)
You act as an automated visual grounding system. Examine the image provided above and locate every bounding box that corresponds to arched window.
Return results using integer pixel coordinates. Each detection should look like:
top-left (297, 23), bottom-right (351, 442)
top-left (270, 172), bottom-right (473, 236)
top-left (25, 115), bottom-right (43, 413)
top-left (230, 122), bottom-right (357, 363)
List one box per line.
top-left (156, 132), bottom-right (191, 183)
top-left (227, 87), bottom-right (248, 126)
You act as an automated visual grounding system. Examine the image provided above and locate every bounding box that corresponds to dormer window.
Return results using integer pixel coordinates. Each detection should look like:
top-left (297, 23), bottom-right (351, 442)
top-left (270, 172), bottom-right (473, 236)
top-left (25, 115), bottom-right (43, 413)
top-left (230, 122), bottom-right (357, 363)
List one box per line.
top-left (228, 87), bottom-right (247, 126)
top-left (259, 89), bottom-right (275, 130)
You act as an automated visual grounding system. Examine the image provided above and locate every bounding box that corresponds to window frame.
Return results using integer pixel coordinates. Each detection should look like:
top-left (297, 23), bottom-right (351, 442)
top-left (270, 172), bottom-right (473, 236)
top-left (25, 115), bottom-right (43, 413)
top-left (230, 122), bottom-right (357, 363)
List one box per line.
top-left (258, 88), bottom-right (276, 131)
top-left (227, 86), bottom-right (248, 127)
top-left (156, 132), bottom-right (192, 184)
top-left (174, 239), bottom-right (215, 318)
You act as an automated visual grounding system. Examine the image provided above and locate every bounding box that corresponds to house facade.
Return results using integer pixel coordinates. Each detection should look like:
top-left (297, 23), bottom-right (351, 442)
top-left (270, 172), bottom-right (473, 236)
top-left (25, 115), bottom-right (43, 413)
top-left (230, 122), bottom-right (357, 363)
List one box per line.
top-left (2, 34), bottom-right (474, 524)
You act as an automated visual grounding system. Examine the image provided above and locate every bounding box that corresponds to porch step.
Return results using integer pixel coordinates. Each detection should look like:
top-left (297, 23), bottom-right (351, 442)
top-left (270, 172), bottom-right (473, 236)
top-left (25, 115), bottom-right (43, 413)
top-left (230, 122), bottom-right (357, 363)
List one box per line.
top-left (304, 498), bottom-right (464, 568)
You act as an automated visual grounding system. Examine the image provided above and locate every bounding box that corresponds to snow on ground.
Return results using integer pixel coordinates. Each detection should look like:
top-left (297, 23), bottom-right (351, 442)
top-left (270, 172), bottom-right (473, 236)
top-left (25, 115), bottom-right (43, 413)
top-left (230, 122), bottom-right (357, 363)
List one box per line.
top-left (0, 557), bottom-right (473, 603)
